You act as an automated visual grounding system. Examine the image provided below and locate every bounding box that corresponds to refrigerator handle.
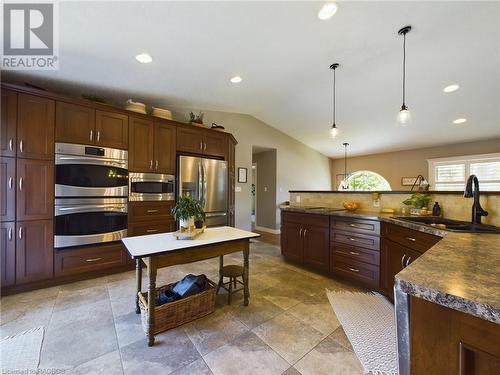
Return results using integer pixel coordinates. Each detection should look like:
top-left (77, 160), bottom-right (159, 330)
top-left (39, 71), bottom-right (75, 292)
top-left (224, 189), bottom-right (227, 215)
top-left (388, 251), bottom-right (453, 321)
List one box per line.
top-left (198, 160), bottom-right (203, 204)
top-left (202, 162), bottom-right (207, 209)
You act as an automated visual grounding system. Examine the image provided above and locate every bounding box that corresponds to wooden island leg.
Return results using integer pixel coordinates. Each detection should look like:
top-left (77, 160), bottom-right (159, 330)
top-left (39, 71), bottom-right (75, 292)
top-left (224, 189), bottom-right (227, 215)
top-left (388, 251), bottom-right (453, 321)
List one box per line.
top-left (243, 242), bottom-right (249, 306)
top-left (147, 257), bottom-right (158, 347)
top-left (135, 258), bottom-right (142, 314)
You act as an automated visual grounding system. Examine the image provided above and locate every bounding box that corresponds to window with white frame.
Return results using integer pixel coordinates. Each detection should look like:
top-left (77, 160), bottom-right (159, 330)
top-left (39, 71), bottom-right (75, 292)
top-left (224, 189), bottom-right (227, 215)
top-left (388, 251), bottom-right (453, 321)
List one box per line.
top-left (428, 153), bottom-right (500, 191)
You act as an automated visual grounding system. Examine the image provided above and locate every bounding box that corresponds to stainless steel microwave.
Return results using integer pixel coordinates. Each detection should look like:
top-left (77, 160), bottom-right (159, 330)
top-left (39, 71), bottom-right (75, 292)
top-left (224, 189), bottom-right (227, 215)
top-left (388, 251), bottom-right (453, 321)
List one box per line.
top-left (129, 172), bottom-right (175, 201)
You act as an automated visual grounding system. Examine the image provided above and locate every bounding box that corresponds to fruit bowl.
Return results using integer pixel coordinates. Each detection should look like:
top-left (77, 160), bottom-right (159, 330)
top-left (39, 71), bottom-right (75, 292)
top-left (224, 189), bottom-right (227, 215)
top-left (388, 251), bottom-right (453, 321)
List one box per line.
top-left (343, 202), bottom-right (359, 211)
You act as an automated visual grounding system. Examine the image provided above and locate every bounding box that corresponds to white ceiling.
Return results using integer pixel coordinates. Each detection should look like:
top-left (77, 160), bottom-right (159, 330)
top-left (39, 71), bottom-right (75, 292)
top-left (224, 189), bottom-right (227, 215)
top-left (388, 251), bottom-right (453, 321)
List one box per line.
top-left (4, 1), bottom-right (500, 157)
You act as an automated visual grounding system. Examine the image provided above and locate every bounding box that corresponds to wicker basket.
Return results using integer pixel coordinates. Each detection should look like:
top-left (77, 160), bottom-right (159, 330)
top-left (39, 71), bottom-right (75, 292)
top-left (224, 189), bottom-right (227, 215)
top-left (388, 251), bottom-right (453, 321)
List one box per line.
top-left (138, 279), bottom-right (216, 334)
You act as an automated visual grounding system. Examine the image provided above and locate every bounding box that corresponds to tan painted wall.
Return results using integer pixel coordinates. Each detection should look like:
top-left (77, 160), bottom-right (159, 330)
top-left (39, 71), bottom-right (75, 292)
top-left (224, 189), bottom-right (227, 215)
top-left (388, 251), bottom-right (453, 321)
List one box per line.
top-left (253, 150), bottom-right (278, 230)
top-left (330, 138), bottom-right (500, 190)
top-left (169, 108), bottom-right (332, 231)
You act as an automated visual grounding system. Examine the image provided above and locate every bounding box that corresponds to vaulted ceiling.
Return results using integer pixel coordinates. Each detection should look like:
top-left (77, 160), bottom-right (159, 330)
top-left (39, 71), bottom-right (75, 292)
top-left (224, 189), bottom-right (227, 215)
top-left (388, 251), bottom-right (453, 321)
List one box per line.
top-left (5, 1), bottom-right (500, 157)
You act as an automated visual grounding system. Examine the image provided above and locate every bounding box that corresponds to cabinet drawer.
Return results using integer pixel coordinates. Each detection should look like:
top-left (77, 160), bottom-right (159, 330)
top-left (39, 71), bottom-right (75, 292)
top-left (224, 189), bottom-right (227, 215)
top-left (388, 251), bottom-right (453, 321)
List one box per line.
top-left (127, 220), bottom-right (175, 237)
top-left (128, 201), bottom-right (174, 222)
top-left (54, 243), bottom-right (126, 277)
top-left (332, 257), bottom-right (379, 289)
top-left (331, 242), bottom-right (380, 266)
top-left (331, 230), bottom-right (380, 251)
top-left (331, 218), bottom-right (380, 236)
top-left (382, 222), bottom-right (441, 253)
top-left (282, 211), bottom-right (329, 228)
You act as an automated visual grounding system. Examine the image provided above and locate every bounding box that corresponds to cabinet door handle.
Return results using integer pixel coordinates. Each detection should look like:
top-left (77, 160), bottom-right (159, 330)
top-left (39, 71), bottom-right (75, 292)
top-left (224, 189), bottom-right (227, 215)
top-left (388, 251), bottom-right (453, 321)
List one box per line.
top-left (401, 254), bottom-right (407, 268)
top-left (405, 256), bottom-right (412, 267)
top-left (348, 223), bottom-right (359, 228)
top-left (90, 129), bottom-right (93, 141)
top-left (96, 131), bottom-right (100, 142)
top-left (146, 229), bottom-right (158, 233)
top-left (8, 227), bottom-right (12, 241)
top-left (200, 141), bottom-right (203, 150)
top-left (204, 142), bottom-right (207, 151)
top-left (149, 160), bottom-right (153, 169)
top-left (299, 228), bottom-right (303, 238)
top-left (349, 251), bottom-right (359, 255)
top-left (155, 160), bottom-right (159, 170)
top-left (18, 226), bottom-right (23, 240)
top-left (8, 177), bottom-right (13, 189)
top-left (405, 237), bottom-right (416, 242)
top-left (146, 209), bottom-right (159, 213)
top-left (85, 258), bottom-right (102, 262)
top-left (348, 267), bottom-right (359, 273)
top-left (9, 138), bottom-right (13, 151)
top-left (19, 177), bottom-right (23, 191)
top-left (348, 237), bottom-right (356, 241)
top-left (19, 140), bottom-right (24, 153)
top-left (303, 229), bottom-right (307, 238)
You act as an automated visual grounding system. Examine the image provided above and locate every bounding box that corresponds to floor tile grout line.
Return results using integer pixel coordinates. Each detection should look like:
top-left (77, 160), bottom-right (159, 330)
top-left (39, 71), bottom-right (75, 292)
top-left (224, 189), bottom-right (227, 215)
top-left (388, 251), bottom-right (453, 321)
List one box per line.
top-left (106, 283), bottom-right (126, 375)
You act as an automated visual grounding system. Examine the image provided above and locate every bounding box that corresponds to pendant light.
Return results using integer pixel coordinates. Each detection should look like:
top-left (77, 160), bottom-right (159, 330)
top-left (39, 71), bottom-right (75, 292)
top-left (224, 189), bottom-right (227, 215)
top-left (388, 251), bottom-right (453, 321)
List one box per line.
top-left (330, 63), bottom-right (340, 138)
top-left (397, 26), bottom-right (412, 125)
top-left (340, 142), bottom-right (349, 190)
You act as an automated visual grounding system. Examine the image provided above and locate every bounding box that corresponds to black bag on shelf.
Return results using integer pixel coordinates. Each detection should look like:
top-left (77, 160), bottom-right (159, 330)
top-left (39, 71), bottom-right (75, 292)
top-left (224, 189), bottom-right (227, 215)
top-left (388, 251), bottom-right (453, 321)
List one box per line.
top-left (172, 274), bottom-right (208, 298)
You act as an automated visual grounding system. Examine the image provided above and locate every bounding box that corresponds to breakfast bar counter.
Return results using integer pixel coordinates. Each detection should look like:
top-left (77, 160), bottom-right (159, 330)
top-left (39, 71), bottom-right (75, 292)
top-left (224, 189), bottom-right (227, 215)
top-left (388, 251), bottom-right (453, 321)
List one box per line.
top-left (122, 226), bottom-right (260, 346)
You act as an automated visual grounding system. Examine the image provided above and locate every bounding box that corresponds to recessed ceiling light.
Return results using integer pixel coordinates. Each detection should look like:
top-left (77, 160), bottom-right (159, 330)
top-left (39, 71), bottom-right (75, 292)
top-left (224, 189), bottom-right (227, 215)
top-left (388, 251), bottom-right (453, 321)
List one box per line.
top-left (230, 76), bottom-right (242, 83)
top-left (135, 53), bottom-right (152, 64)
top-left (318, 3), bottom-right (338, 20)
top-left (443, 84), bottom-right (459, 93)
top-left (453, 118), bottom-right (467, 124)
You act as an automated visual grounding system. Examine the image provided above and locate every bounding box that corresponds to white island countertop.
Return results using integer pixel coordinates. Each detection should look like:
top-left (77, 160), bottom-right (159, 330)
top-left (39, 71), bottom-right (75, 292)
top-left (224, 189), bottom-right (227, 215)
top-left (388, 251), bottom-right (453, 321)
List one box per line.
top-left (122, 226), bottom-right (260, 258)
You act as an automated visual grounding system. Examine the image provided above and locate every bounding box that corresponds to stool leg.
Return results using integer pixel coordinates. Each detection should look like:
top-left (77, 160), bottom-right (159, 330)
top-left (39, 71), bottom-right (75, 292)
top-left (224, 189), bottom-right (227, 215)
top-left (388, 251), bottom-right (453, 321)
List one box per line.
top-left (228, 277), bottom-right (233, 305)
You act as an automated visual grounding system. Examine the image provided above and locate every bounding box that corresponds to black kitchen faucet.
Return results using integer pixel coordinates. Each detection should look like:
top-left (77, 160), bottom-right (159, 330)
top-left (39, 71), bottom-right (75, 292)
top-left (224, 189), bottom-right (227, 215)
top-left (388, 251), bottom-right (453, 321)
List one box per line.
top-left (464, 174), bottom-right (488, 224)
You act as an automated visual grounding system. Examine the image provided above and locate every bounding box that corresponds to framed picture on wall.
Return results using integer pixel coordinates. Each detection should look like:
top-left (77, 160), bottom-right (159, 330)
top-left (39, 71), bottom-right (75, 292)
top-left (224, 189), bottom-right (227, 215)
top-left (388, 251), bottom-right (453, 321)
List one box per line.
top-left (401, 177), bottom-right (418, 186)
top-left (238, 167), bottom-right (248, 183)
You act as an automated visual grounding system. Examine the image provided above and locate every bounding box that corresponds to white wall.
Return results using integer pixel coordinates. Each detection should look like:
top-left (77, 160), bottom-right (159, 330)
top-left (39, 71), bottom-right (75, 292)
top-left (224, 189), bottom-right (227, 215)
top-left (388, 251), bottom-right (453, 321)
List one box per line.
top-left (170, 108), bottom-right (332, 230)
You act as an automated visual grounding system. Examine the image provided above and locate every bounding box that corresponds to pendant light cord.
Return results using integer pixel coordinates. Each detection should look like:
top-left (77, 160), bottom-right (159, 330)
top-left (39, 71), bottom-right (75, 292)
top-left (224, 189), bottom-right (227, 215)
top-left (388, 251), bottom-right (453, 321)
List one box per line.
top-left (332, 68), bottom-right (336, 125)
top-left (402, 32), bottom-right (406, 107)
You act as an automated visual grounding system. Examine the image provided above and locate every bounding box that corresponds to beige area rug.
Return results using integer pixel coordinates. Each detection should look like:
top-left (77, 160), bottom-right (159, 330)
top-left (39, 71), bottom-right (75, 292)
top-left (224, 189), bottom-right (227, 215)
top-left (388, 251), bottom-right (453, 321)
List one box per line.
top-left (326, 291), bottom-right (398, 375)
top-left (1, 327), bottom-right (44, 371)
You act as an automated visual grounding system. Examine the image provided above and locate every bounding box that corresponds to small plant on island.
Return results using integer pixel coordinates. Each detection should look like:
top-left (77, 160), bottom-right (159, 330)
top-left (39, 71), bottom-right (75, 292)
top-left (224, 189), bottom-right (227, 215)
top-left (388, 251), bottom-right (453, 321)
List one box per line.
top-left (172, 195), bottom-right (205, 229)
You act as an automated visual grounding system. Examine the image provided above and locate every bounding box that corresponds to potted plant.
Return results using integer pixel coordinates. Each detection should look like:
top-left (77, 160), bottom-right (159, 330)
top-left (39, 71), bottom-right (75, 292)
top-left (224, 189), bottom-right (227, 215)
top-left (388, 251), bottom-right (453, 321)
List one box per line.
top-left (189, 111), bottom-right (204, 125)
top-left (194, 204), bottom-right (206, 229)
top-left (172, 196), bottom-right (203, 230)
top-left (402, 192), bottom-right (432, 215)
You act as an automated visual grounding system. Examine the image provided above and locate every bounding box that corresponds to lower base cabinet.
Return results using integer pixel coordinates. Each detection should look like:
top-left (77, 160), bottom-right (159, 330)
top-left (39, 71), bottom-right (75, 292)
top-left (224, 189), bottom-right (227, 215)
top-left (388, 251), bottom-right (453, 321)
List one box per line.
top-left (410, 296), bottom-right (500, 374)
top-left (1, 222), bottom-right (16, 287)
top-left (127, 219), bottom-right (175, 237)
top-left (16, 220), bottom-right (53, 284)
top-left (54, 243), bottom-right (126, 277)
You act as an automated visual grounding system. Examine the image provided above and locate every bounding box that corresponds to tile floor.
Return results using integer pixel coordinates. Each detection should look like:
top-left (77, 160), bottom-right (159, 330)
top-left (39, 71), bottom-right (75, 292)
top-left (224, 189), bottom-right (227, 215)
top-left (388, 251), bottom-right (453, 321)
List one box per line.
top-left (1, 238), bottom-right (366, 375)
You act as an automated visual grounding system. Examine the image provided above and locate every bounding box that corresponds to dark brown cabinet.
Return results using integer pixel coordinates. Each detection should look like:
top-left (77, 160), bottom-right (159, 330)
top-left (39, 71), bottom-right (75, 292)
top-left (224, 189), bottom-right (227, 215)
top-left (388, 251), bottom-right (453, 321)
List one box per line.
top-left (95, 110), bottom-right (129, 149)
top-left (17, 94), bottom-right (55, 160)
top-left (154, 121), bottom-right (176, 174)
top-left (1, 222), bottom-right (16, 287)
top-left (281, 212), bottom-right (330, 271)
top-left (177, 126), bottom-right (227, 157)
top-left (54, 243), bottom-right (126, 277)
top-left (55, 101), bottom-right (95, 144)
top-left (303, 225), bottom-right (330, 271)
top-left (16, 220), bottom-right (53, 284)
top-left (129, 117), bottom-right (154, 171)
top-left (1, 157), bottom-right (16, 222)
top-left (1, 89), bottom-right (17, 157)
top-left (129, 118), bottom-right (176, 173)
top-left (128, 220), bottom-right (175, 237)
top-left (16, 159), bottom-right (54, 221)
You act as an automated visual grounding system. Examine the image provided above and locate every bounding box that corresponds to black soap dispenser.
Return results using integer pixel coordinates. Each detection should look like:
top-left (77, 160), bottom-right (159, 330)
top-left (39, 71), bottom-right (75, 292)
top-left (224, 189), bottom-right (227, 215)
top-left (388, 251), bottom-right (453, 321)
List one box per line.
top-left (432, 202), bottom-right (441, 217)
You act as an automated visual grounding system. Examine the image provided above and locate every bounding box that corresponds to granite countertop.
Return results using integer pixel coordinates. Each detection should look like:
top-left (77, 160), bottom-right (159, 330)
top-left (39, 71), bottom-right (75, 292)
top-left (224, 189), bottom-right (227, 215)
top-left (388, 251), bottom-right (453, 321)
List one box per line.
top-left (280, 205), bottom-right (500, 324)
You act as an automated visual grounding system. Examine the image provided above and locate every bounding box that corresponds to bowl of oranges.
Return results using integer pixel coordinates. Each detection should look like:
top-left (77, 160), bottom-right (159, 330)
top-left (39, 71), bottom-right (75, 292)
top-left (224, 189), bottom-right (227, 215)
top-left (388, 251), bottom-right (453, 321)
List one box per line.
top-left (343, 201), bottom-right (359, 212)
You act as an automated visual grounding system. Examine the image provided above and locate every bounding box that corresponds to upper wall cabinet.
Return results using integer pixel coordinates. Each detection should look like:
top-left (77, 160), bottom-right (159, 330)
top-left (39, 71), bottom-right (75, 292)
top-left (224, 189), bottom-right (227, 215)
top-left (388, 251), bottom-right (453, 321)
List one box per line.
top-left (56, 104), bottom-right (129, 150)
top-left (1, 89), bottom-right (17, 157)
top-left (129, 118), bottom-right (176, 173)
top-left (56, 102), bottom-right (95, 144)
top-left (95, 110), bottom-right (129, 149)
top-left (17, 94), bottom-right (55, 160)
top-left (177, 126), bottom-right (227, 158)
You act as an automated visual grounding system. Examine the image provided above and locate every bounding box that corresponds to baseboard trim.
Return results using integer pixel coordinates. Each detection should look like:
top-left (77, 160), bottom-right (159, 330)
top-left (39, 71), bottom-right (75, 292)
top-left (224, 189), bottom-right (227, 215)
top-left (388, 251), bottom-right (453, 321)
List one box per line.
top-left (254, 226), bottom-right (281, 234)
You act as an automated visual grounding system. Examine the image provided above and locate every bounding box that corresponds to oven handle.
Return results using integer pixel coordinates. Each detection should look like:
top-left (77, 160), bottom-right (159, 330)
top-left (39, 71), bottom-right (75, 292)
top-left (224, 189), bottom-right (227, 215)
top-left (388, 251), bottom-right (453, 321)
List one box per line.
top-left (55, 205), bottom-right (127, 215)
top-left (56, 155), bottom-right (128, 169)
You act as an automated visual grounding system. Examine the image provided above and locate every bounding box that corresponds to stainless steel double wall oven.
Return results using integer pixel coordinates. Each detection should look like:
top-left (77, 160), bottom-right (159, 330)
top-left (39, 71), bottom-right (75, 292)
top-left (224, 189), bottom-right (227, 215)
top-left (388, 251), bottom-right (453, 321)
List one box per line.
top-left (54, 143), bottom-right (128, 248)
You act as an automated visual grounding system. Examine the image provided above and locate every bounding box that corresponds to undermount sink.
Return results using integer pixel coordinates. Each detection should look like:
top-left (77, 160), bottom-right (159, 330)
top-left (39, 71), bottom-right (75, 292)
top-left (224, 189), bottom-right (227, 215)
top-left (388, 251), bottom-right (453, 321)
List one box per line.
top-left (394, 216), bottom-right (500, 233)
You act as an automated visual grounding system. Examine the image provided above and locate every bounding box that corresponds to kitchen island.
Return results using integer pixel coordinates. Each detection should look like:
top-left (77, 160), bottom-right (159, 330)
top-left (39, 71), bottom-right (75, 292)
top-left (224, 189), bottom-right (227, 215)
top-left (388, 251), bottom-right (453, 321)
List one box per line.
top-left (280, 205), bottom-right (500, 374)
top-left (122, 226), bottom-right (260, 346)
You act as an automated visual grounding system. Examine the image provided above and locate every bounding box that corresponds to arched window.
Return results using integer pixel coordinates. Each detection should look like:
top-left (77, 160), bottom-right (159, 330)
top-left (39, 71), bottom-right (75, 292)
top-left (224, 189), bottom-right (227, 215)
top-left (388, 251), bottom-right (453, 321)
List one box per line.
top-left (339, 170), bottom-right (392, 191)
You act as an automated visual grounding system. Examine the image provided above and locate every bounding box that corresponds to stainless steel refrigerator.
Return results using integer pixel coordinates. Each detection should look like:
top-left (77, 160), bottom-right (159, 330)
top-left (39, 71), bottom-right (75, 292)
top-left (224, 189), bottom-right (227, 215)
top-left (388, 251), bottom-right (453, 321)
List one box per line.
top-left (177, 156), bottom-right (228, 227)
